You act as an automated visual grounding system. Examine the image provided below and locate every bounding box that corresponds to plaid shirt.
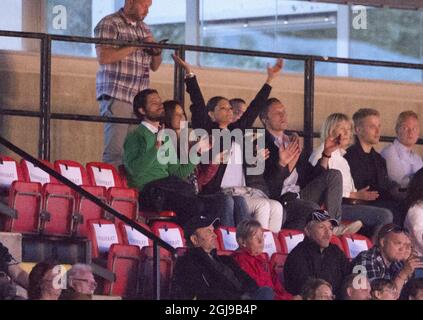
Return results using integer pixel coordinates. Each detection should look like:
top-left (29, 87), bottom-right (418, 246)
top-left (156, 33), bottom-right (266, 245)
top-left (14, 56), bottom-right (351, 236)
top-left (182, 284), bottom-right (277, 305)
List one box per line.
top-left (95, 8), bottom-right (152, 104)
top-left (352, 246), bottom-right (404, 282)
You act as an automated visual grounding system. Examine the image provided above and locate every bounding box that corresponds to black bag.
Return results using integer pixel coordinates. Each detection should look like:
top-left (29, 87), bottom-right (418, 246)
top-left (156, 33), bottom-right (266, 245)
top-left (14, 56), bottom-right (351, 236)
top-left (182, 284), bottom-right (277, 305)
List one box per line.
top-left (141, 176), bottom-right (196, 212)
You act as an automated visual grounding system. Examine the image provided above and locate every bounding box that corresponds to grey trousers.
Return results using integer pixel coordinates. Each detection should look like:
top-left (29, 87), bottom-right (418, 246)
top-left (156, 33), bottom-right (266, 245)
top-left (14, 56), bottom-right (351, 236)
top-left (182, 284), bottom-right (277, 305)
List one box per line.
top-left (282, 169), bottom-right (343, 230)
top-left (99, 98), bottom-right (137, 168)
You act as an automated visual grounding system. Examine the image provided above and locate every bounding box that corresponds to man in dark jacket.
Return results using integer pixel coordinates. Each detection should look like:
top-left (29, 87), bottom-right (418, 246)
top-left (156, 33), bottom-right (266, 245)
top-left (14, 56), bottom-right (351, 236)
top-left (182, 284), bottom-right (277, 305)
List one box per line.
top-left (283, 210), bottom-right (351, 298)
top-left (345, 108), bottom-right (405, 225)
top-left (171, 215), bottom-right (274, 300)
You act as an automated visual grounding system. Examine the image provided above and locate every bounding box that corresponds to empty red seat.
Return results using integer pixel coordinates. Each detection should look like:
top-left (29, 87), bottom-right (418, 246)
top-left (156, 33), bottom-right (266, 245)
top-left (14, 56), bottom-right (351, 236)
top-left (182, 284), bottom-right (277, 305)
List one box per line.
top-left (20, 159), bottom-right (58, 185)
top-left (107, 187), bottom-right (139, 221)
top-left (54, 160), bottom-right (90, 186)
top-left (150, 221), bottom-right (185, 249)
top-left (2, 181), bottom-right (42, 233)
top-left (87, 219), bottom-right (123, 259)
top-left (0, 156), bottom-right (24, 194)
top-left (340, 234), bottom-right (373, 259)
top-left (214, 226), bottom-right (238, 251)
top-left (104, 244), bottom-right (141, 299)
top-left (118, 221), bottom-right (152, 250)
top-left (278, 229), bottom-right (304, 255)
top-left (86, 162), bottom-right (123, 188)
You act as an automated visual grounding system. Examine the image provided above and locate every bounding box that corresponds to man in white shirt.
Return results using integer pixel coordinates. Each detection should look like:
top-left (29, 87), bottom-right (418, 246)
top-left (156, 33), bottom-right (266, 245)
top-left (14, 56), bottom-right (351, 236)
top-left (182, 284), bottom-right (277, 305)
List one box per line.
top-left (381, 111), bottom-right (423, 189)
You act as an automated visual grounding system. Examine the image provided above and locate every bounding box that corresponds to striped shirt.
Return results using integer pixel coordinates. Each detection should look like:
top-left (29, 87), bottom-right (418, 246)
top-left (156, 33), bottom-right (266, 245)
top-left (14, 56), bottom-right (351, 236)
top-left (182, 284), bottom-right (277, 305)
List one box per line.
top-left (95, 8), bottom-right (152, 104)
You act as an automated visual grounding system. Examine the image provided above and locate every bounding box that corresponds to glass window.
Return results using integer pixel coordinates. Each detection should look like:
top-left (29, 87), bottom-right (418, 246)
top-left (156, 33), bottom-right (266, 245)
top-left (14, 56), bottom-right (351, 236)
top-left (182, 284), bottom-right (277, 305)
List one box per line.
top-left (0, 0), bottom-right (23, 51)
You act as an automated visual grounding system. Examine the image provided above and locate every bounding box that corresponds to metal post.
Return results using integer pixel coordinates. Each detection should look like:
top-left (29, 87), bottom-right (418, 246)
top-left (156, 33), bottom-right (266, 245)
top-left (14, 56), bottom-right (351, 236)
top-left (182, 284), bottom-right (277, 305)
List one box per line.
top-left (303, 58), bottom-right (315, 158)
top-left (173, 47), bottom-right (186, 106)
top-left (38, 35), bottom-right (52, 160)
top-left (153, 240), bottom-right (161, 300)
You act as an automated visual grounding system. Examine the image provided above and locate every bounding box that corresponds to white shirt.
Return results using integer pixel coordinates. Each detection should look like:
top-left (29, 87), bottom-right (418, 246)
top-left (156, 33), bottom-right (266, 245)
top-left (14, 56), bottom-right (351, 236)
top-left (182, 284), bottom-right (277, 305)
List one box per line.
top-left (273, 134), bottom-right (300, 196)
top-left (309, 144), bottom-right (356, 198)
top-left (220, 141), bottom-right (246, 189)
top-left (381, 139), bottom-right (423, 188)
top-left (404, 202), bottom-right (423, 256)
top-left (141, 121), bottom-right (159, 134)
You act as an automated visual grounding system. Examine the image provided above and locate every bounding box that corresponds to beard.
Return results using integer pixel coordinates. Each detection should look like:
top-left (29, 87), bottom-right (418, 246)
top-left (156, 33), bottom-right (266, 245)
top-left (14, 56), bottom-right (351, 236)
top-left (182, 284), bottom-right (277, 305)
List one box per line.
top-left (145, 112), bottom-right (164, 123)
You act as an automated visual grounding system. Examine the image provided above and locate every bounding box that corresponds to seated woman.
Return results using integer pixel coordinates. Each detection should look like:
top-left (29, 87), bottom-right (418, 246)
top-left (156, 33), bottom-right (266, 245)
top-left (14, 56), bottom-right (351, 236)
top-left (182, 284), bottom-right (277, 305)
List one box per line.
top-left (404, 168), bottom-right (423, 256)
top-left (163, 99), bottom-right (249, 227)
top-left (28, 261), bottom-right (63, 300)
top-left (309, 113), bottom-right (393, 240)
top-left (301, 278), bottom-right (334, 300)
top-left (233, 219), bottom-right (292, 300)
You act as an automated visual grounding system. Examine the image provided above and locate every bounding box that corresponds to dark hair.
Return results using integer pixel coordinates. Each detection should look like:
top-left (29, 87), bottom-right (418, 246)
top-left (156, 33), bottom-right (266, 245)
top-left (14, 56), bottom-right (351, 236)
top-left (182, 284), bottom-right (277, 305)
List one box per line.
top-left (28, 261), bottom-right (58, 300)
top-left (259, 97), bottom-right (281, 124)
top-left (370, 278), bottom-right (395, 299)
top-left (163, 100), bottom-right (185, 129)
top-left (352, 108), bottom-right (380, 129)
top-left (340, 273), bottom-right (369, 300)
top-left (229, 98), bottom-right (246, 109)
top-left (376, 223), bottom-right (409, 246)
top-left (301, 278), bottom-right (332, 300)
top-left (206, 96), bottom-right (228, 113)
top-left (133, 88), bottom-right (158, 119)
top-left (406, 167), bottom-right (423, 210)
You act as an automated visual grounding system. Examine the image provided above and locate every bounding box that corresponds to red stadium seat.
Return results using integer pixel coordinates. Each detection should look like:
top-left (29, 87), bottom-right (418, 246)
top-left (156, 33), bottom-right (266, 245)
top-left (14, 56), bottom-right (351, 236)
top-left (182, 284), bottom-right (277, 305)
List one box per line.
top-left (20, 159), bottom-right (58, 185)
top-left (2, 181), bottom-right (42, 233)
top-left (104, 244), bottom-right (141, 299)
top-left (150, 221), bottom-right (185, 249)
top-left (118, 221), bottom-right (152, 250)
top-left (263, 229), bottom-right (282, 257)
top-left (330, 235), bottom-right (346, 254)
top-left (107, 187), bottom-right (139, 221)
top-left (86, 162), bottom-right (123, 188)
top-left (87, 219), bottom-right (123, 259)
top-left (340, 234), bottom-right (373, 259)
top-left (214, 226), bottom-right (238, 251)
top-left (54, 160), bottom-right (90, 186)
top-left (0, 156), bottom-right (24, 194)
top-left (278, 229), bottom-right (304, 255)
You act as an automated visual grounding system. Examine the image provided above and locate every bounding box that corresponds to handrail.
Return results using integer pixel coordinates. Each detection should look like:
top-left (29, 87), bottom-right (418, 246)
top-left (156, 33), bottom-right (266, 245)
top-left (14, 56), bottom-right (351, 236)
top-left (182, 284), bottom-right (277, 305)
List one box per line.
top-left (0, 134), bottom-right (176, 300)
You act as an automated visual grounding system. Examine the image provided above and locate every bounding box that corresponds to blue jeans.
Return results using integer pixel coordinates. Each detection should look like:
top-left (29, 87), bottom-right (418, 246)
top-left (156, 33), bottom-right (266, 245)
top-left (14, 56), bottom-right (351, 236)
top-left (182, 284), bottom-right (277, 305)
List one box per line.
top-left (200, 194), bottom-right (249, 227)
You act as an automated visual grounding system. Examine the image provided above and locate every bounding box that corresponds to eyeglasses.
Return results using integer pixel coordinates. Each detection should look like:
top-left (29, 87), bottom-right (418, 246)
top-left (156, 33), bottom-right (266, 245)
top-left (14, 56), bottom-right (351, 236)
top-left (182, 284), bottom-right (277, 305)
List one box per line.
top-left (72, 278), bottom-right (97, 288)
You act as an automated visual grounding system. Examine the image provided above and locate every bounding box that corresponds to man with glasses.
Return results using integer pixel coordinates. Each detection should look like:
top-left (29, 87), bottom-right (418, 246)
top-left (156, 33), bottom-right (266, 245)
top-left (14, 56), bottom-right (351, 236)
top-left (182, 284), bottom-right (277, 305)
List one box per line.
top-left (60, 264), bottom-right (97, 300)
top-left (283, 210), bottom-right (351, 299)
top-left (352, 223), bottom-right (423, 294)
top-left (381, 111), bottom-right (423, 189)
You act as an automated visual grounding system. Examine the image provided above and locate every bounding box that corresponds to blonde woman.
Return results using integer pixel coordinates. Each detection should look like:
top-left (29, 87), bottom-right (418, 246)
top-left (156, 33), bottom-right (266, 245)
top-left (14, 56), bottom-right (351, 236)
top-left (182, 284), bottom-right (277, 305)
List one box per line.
top-left (309, 113), bottom-right (393, 239)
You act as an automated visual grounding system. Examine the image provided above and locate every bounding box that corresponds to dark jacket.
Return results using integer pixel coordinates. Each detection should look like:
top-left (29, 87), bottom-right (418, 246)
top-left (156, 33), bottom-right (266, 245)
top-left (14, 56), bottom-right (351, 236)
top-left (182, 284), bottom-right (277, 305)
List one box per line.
top-left (171, 247), bottom-right (259, 300)
top-left (185, 76), bottom-right (272, 194)
top-left (264, 130), bottom-right (325, 200)
top-left (344, 142), bottom-right (399, 201)
top-left (283, 237), bottom-right (350, 298)
top-left (0, 242), bottom-right (12, 274)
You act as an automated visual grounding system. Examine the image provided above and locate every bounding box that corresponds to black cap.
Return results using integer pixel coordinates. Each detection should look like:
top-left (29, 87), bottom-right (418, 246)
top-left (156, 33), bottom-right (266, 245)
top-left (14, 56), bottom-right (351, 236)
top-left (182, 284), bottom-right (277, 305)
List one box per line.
top-left (306, 209), bottom-right (339, 227)
top-left (183, 215), bottom-right (220, 240)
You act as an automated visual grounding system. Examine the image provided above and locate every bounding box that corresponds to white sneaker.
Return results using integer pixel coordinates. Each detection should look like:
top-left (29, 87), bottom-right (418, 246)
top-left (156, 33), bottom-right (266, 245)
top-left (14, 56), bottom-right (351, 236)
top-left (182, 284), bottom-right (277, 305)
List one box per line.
top-left (333, 220), bottom-right (363, 236)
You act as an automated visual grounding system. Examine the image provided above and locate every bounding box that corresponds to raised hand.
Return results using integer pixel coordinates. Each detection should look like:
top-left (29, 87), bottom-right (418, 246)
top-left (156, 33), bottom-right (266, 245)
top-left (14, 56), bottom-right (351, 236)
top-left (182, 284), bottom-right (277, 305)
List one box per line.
top-left (323, 134), bottom-right (340, 157)
top-left (266, 58), bottom-right (284, 84)
top-left (171, 53), bottom-right (192, 74)
top-left (279, 140), bottom-right (300, 167)
top-left (144, 36), bottom-right (162, 56)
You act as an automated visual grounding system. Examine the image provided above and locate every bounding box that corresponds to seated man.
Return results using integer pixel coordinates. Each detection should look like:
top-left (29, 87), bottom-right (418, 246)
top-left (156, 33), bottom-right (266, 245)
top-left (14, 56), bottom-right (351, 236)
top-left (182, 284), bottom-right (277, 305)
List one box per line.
top-left (341, 273), bottom-right (371, 300)
top-left (381, 111), bottom-right (422, 189)
top-left (345, 108), bottom-right (406, 225)
top-left (261, 98), bottom-right (361, 233)
top-left (60, 264), bottom-right (97, 300)
top-left (124, 88), bottom-right (206, 224)
top-left (0, 241), bottom-right (28, 299)
top-left (351, 223), bottom-right (423, 295)
top-left (171, 215), bottom-right (274, 300)
top-left (283, 210), bottom-right (350, 298)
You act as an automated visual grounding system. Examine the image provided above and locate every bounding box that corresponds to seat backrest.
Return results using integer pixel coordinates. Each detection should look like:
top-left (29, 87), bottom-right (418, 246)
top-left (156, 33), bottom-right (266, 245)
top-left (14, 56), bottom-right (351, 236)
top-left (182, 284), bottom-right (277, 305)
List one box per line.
top-left (87, 219), bottom-right (122, 259)
top-left (3, 181), bottom-right (42, 233)
top-left (214, 226), bottom-right (238, 251)
top-left (330, 235), bottom-right (346, 254)
top-left (118, 222), bottom-right (153, 250)
top-left (74, 185), bottom-right (107, 237)
top-left (150, 221), bottom-right (185, 249)
top-left (341, 234), bottom-right (373, 259)
top-left (86, 162), bottom-right (122, 188)
top-left (263, 230), bottom-right (281, 257)
top-left (40, 183), bottom-right (75, 236)
top-left (0, 156), bottom-right (23, 193)
top-left (107, 187), bottom-right (139, 221)
top-left (278, 229), bottom-right (305, 255)
top-left (270, 252), bottom-right (288, 285)
top-left (104, 244), bottom-right (141, 299)
top-left (117, 165), bottom-right (129, 188)
top-left (21, 159), bottom-right (58, 185)
top-left (54, 160), bottom-right (90, 186)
